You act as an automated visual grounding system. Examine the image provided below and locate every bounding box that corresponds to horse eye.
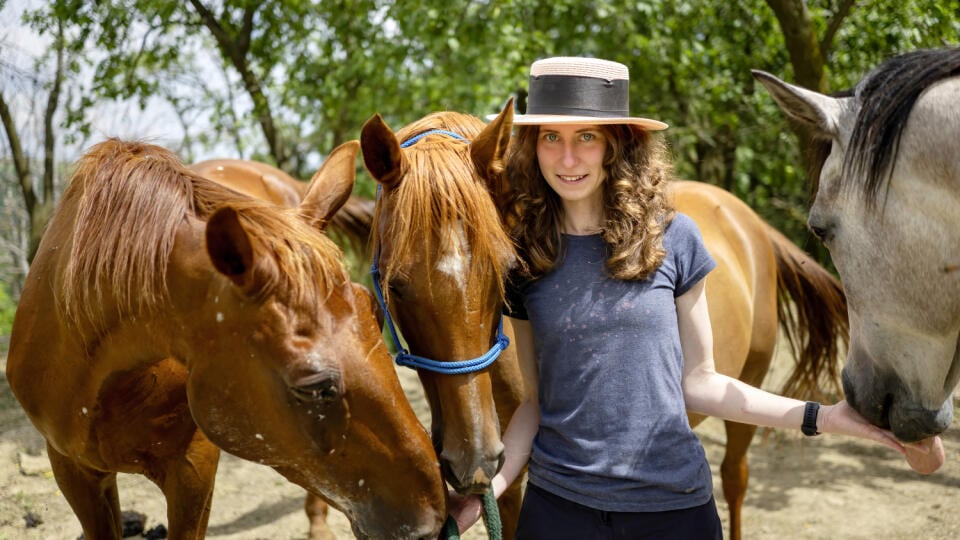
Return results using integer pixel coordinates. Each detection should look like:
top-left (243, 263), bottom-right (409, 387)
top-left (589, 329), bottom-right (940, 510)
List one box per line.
top-left (387, 279), bottom-right (406, 299)
top-left (290, 377), bottom-right (341, 404)
top-left (807, 213), bottom-right (835, 244)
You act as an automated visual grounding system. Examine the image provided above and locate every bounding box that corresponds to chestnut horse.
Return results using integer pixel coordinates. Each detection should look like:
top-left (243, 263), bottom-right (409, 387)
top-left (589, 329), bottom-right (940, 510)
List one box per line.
top-left (361, 106), bottom-right (526, 534)
top-left (358, 102), bottom-right (847, 540)
top-left (5, 139), bottom-right (446, 540)
top-left (187, 157), bottom-right (376, 539)
top-left (754, 47), bottom-right (960, 443)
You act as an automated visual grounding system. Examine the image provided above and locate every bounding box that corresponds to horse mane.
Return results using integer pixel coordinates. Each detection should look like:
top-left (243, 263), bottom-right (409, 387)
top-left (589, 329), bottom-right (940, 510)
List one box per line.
top-left (838, 47), bottom-right (960, 208)
top-left (376, 112), bottom-right (517, 300)
top-left (61, 138), bottom-right (345, 335)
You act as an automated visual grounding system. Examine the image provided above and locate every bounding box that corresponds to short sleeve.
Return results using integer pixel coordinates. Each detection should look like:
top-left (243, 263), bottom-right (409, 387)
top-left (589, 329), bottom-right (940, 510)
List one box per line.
top-left (666, 213), bottom-right (716, 297)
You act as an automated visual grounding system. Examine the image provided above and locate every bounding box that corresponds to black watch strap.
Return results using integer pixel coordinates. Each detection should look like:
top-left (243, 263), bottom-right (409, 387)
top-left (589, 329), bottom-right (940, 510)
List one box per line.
top-left (802, 401), bottom-right (821, 436)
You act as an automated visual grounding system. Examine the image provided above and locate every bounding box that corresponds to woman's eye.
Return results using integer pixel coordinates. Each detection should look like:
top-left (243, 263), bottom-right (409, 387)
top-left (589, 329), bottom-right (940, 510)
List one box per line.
top-left (544, 133), bottom-right (558, 142)
top-left (581, 132), bottom-right (597, 142)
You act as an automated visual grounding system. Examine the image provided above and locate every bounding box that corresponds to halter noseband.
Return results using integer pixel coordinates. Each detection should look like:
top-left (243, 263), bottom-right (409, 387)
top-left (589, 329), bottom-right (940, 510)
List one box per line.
top-left (369, 129), bottom-right (510, 375)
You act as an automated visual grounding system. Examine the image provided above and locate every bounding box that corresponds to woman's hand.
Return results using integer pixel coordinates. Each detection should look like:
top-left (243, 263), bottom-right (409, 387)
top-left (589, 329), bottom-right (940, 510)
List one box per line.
top-left (820, 400), bottom-right (945, 474)
top-left (818, 400), bottom-right (904, 452)
top-left (447, 491), bottom-right (484, 534)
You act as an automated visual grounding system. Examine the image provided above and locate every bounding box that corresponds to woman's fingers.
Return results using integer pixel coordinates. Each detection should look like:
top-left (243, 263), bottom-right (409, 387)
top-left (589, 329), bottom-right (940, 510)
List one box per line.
top-left (904, 435), bottom-right (945, 475)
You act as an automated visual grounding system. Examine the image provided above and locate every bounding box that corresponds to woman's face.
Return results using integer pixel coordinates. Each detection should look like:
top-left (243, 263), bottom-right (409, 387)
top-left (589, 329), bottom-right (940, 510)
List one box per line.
top-left (535, 124), bottom-right (607, 206)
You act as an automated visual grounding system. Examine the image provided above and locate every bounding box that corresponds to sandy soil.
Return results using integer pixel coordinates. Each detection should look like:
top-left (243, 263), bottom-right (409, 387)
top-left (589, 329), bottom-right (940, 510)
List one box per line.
top-left (1, 351), bottom-right (958, 540)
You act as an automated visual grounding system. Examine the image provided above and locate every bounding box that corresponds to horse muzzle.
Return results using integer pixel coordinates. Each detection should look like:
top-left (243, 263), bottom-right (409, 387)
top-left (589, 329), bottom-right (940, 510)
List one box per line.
top-left (842, 366), bottom-right (954, 442)
top-left (440, 446), bottom-right (505, 494)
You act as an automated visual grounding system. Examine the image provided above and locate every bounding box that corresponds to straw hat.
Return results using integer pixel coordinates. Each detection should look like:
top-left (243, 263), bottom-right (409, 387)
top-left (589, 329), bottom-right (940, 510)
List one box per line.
top-left (493, 57), bottom-right (668, 130)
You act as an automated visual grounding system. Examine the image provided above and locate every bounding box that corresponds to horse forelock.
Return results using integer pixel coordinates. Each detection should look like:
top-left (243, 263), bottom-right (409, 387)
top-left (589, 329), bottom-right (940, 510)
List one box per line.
top-left (60, 139), bottom-right (345, 337)
top-left (376, 112), bottom-right (516, 302)
top-left (190, 180), bottom-right (347, 313)
top-left (233, 204), bottom-right (348, 308)
top-left (844, 48), bottom-right (960, 209)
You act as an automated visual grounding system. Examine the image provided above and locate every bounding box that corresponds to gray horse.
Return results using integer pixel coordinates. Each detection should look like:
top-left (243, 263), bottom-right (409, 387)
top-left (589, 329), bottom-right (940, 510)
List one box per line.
top-left (753, 48), bottom-right (960, 444)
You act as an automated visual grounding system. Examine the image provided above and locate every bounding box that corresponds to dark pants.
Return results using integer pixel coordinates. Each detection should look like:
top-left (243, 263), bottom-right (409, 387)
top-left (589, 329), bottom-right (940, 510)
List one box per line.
top-left (516, 483), bottom-right (724, 540)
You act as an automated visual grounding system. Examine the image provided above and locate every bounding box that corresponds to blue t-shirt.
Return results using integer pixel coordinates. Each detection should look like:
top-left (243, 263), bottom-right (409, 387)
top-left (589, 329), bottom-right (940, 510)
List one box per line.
top-left (506, 213), bottom-right (717, 512)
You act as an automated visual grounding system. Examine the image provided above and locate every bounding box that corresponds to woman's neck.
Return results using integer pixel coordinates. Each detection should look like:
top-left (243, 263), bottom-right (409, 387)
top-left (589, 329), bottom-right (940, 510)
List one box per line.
top-left (561, 199), bottom-right (603, 235)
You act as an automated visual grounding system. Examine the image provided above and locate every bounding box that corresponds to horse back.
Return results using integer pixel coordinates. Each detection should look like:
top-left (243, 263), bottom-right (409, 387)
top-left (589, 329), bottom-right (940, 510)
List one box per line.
top-left (189, 159), bottom-right (305, 207)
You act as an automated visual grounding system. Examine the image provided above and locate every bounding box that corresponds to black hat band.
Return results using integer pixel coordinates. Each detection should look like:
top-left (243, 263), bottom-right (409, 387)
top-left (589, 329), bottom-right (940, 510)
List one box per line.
top-left (526, 75), bottom-right (630, 117)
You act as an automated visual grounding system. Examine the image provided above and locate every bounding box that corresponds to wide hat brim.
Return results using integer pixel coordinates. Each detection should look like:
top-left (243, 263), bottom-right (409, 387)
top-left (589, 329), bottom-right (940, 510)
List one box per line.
top-left (489, 57), bottom-right (670, 131)
top-left (496, 113), bottom-right (668, 130)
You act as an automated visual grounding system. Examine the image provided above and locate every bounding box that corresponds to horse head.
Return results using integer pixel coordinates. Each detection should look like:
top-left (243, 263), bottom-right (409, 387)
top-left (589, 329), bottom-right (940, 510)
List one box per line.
top-left (177, 141), bottom-right (446, 538)
top-left (753, 49), bottom-right (960, 441)
top-left (359, 101), bottom-right (518, 493)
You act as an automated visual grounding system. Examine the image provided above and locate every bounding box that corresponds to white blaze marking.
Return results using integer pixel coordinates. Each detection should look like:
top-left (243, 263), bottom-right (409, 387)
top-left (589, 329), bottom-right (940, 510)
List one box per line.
top-left (436, 223), bottom-right (471, 292)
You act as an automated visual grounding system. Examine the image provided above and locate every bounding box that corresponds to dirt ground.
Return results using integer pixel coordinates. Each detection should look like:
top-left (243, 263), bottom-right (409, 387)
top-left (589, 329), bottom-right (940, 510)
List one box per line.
top-left (1, 350), bottom-right (958, 540)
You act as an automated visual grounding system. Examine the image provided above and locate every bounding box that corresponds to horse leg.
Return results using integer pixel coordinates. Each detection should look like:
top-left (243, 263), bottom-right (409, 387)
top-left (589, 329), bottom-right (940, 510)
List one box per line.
top-left (46, 441), bottom-right (124, 539)
top-left (720, 420), bottom-right (757, 540)
top-left (304, 492), bottom-right (335, 540)
top-left (144, 430), bottom-right (220, 539)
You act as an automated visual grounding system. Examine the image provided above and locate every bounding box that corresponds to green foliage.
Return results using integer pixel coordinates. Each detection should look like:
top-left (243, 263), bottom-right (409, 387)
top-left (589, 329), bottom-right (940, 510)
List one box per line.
top-left (13, 0), bottom-right (960, 265)
top-left (0, 285), bottom-right (15, 340)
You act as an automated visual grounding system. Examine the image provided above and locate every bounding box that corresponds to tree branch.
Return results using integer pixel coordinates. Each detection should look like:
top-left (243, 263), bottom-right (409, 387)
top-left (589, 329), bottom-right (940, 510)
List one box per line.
top-left (820, 0), bottom-right (857, 61)
top-left (764, 0), bottom-right (826, 90)
top-left (0, 90), bottom-right (34, 213)
top-left (188, 0), bottom-right (284, 167)
top-left (42, 18), bottom-right (65, 207)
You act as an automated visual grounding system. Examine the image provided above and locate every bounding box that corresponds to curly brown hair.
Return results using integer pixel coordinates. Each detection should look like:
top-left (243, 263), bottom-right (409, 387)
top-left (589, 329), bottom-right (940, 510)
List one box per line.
top-left (504, 124), bottom-right (675, 281)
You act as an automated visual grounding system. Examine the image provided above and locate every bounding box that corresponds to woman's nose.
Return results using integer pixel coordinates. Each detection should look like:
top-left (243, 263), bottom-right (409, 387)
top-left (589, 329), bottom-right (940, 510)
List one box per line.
top-left (561, 144), bottom-right (578, 167)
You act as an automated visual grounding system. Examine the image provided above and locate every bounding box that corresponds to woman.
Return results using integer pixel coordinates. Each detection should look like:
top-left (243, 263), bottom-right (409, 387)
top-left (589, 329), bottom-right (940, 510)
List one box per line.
top-left (450, 57), bottom-right (943, 539)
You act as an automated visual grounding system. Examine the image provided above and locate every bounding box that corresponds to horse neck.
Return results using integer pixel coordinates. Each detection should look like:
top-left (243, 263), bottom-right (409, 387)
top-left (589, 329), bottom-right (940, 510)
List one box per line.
top-left (76, 215), bottom-right (217, 369)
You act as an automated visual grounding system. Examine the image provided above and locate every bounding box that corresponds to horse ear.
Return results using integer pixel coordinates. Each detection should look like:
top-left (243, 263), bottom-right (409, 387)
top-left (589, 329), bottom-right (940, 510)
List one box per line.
top-left (752, 70), bottom-right (843, 137)
top-left (301, 140), bottom-right (360, 230)
top-left (472, 97), bottom-right (514, 204)
top-left (206, 206), bottom-right (256, 289)
top-left (360, 113), bottom-right (406, 190)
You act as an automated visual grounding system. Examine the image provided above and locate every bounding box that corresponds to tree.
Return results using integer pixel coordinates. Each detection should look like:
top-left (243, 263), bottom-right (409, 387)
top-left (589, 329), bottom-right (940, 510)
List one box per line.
top-left (6, 0), bottom-right (959, 275)
top-left (0, 0), bottom-right (81, 264)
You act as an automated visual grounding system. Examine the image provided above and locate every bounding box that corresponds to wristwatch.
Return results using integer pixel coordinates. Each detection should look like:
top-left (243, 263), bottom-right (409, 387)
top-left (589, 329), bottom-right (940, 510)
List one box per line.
top-left (802, 401), bottom-right (821, 436)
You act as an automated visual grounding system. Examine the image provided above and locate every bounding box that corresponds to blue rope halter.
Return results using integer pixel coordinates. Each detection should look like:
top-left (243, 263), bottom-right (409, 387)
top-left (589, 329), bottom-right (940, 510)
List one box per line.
top-left (370, 129), bottom-right (510, 375)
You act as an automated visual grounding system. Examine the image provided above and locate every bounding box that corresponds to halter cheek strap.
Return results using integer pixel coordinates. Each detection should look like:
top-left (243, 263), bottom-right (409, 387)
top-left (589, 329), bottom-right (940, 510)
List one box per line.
top-left (370, 128), bottom-right (510, 375)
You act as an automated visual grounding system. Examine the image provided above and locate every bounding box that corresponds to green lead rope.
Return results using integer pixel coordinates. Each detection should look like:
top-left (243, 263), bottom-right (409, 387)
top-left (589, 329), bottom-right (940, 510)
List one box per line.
top-left (442, 489), bottom-right (501, 540)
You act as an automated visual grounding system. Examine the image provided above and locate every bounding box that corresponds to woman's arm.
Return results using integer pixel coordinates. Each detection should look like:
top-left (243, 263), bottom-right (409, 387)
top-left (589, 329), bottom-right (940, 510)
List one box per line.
top-left (676, 279), bottom-right (908, 453)
top-left (449, 317), bottom-right (540, 532)
top-left (491, 317), bottom-right (540, 497)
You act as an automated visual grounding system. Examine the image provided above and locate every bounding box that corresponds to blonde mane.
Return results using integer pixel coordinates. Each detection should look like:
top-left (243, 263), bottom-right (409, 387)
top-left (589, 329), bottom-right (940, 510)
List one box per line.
top-left (60, 139), bottom-right (346, 336)
top-left (374, 112), bottom-right (516, 300)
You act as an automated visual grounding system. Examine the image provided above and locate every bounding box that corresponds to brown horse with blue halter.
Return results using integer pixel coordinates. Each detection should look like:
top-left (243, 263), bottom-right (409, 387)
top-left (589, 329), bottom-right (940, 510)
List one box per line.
top-left (361, 107), bottom-right (527, 536)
